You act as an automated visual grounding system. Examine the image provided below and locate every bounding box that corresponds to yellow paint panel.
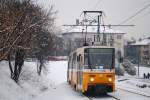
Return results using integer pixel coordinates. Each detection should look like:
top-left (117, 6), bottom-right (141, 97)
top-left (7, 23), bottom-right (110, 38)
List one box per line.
top-left (82, 72), bottom-right (115, 92)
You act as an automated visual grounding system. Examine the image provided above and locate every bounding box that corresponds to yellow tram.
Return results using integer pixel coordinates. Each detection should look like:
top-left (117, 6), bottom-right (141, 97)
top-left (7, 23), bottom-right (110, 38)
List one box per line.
top-left (67, 46), bottom-right (115, 94)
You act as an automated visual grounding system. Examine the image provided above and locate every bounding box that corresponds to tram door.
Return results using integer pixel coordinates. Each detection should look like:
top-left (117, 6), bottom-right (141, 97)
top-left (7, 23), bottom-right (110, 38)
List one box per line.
top-left (77, 54), bottom-right (83, 90)
top-left (71, 53), bottom-right (76, 84)
top-left (67, 56), bottom-right (71, 82)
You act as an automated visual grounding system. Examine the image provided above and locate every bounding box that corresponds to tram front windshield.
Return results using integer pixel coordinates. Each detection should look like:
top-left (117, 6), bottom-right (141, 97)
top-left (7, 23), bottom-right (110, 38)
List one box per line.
top-left (84, 48), bottom-right (114, 69)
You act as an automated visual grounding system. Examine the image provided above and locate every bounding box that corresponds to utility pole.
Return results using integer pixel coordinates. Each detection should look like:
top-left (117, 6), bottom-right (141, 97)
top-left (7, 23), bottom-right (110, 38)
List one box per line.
top-left (97, 15), bottom-right (100, 34)
top-left (83, 25), bottom-right (88, 46)
top-left (138, 46), bottom-right (140, 77)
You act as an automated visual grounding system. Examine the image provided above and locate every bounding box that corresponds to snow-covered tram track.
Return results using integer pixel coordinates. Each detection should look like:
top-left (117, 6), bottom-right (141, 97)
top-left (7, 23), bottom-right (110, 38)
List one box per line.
top-left (84, 94), bottom-right (120, 100)
top-left (117, 87), bottom-right (150, 98)
top-left (107, 95), bottom-right (120, 100)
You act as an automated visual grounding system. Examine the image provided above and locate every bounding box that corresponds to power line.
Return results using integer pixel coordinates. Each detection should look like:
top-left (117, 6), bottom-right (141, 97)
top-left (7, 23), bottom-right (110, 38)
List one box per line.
top-left (92, 0), bottom-right (103, 10)
top-left (134, 9), bottom-right (150, 22)
top-left (119, 3), bottom-right (150, 25)
top-left (144, 10), bottom-right (150, 17)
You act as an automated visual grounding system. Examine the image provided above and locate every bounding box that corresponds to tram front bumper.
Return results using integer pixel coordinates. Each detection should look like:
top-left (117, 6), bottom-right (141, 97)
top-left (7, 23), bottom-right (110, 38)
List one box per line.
top-left (87, 84), bottom-right (113, 93)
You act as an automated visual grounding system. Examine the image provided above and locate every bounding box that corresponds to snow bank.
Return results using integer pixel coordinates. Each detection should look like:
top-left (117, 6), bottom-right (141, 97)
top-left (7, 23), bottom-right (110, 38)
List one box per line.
top-left (0, 61), bottom-right (52, 100)
top-left (19, 61), bottom-right (51, 96)
top-left (0, 61), bottom-right (31, 100)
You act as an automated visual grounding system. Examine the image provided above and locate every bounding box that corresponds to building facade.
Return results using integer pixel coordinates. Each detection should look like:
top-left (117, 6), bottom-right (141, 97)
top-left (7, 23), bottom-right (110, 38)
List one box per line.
top-left (125, 38), bottom-right (150, 65)
top-left (62, 26), bottom-right (126, 56)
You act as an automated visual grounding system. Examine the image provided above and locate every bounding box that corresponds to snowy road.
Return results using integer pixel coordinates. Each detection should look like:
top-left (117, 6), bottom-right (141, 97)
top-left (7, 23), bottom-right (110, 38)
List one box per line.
top-left (34, 82), bottom-right (119, 100)
top-left (111, 89), bottom-right (150, 100)
top-left (34, 61), bottom-right (150, 100)
top-left (34, 82), bottom-right (150, 100)
top-left (87, 87), bottom-right (150, 100)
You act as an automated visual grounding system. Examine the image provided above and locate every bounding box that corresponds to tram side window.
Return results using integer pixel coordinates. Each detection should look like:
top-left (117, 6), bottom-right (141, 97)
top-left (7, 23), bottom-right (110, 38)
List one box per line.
top-left (72, 53), bottom-right (76, 69)
top-left (68, 56), bottom-right (72, 69)
top-left (77, 54), bottom-right (81, 62)
top-left (80, 54), bottom-right (83, 62)
top-left (79, 55), bottom-right (83, 70)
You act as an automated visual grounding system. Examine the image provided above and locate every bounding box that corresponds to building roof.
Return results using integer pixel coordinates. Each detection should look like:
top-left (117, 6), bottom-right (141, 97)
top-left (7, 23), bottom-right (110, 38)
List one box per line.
top-left (62, 26), bottom-right (125, 34)
top-left (130, 38), bottom-right (150, 46)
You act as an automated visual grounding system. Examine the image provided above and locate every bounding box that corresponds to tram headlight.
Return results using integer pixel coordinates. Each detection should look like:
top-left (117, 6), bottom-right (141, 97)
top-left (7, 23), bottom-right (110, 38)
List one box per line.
top-left (90, 77), bottom-right (94, 82)
top-left (108, 78), bottom-right (112, 82)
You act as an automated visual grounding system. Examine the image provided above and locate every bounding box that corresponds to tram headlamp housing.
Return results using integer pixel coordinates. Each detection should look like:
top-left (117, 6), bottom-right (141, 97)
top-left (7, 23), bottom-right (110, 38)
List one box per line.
top-left (108, 78), bottom-right (112, 82)
top-left (90, 77), bottom-right (94, 82)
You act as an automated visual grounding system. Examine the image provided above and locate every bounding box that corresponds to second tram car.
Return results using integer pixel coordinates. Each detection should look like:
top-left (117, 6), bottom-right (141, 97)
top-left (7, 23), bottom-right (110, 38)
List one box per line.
top-left (67, 46), bottom-right (115, 94)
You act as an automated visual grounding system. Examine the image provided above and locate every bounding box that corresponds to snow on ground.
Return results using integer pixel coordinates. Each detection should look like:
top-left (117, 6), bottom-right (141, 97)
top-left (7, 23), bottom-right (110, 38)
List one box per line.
top-left (0, 61), bottom-right (31, 100)
top-left (46, 61), bottom-right (68, 86)
top-left (0, 60), bottom-right (90, 100)
top-left (1, 60), bottom-right (150, 100)
top-left (34, 61), bottom-right (117, 100)
top-left (34, 61), bottom-right (150, 100)
top-left (117, 78), bottom-right (150, 97)
top-left (135, 65), bottom-right (150, 78)
top-left (117, 65), bottom-right (150, 97)
top-left (34, 82), bottom-right (89, 100)
top-left (19, 61), bottom-right (51, 96)
top-left (0, 61), bottom-right (52, 100)
top-left (33, 61), bottom-right (90, 100)
top-left (111, 89), bottom-right (150, 100)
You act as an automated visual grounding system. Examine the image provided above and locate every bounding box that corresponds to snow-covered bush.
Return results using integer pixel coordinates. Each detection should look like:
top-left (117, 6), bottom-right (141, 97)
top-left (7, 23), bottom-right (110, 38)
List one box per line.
top-left (19, 61), bottom-right (50, 94)
top-left (115, 64), bottom-right (125, 76)
top-left (122, 59), bottom-right (136, 75)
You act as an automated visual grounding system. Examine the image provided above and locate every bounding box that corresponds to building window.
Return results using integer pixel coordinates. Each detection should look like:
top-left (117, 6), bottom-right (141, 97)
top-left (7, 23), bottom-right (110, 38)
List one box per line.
top-left (117, 35), bottom-right (122, 40)
top-left (110, 35), bottom-right (114, 46)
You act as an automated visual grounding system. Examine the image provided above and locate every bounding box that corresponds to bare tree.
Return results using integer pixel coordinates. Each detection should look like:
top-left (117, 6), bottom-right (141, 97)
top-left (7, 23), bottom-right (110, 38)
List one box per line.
top-left (0, 0), bottom-right (56, 82)
top-left (35, 29), bottom-right (54, 75)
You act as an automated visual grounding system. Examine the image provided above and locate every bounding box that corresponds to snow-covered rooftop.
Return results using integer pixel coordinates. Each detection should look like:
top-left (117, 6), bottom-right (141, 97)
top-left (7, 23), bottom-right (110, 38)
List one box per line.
top-left (130, 38), bottom-right (150, 46)
top-left (62, 26), bottom-right (125, 34)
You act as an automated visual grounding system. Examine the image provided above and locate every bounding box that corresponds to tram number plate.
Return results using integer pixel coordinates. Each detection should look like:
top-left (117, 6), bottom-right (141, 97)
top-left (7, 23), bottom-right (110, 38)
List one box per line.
top-left (99, 74), bottom-right (103, 78)
top-left (99, 66), bottom-right (104, 71)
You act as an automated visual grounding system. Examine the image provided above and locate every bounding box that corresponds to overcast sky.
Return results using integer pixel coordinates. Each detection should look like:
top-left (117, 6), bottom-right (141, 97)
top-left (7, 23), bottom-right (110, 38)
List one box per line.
top-left (37, 0), bottom-right (150, 39)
